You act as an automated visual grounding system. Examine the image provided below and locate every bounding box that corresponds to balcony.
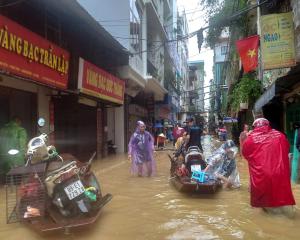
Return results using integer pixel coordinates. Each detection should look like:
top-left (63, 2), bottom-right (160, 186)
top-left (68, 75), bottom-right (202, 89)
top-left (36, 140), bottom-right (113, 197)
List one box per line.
top-left (147, 59), bottom-right (159, 79)
top-left (188, 105), bottom-right (196, 113)
top-left (164, 0), bottom-right (171, 15)
top-left (145, 0), bottom-right (168, 40)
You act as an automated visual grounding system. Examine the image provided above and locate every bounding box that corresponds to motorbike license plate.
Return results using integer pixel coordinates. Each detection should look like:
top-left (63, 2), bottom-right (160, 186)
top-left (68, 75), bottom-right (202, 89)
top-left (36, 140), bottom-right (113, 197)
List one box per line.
top-left (64, 180), bottom-right (85, 200)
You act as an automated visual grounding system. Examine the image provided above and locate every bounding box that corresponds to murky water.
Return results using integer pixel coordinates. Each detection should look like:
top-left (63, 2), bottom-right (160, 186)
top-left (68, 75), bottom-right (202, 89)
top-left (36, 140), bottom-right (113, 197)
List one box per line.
top-left (0, 135), bottom-right (299, 240)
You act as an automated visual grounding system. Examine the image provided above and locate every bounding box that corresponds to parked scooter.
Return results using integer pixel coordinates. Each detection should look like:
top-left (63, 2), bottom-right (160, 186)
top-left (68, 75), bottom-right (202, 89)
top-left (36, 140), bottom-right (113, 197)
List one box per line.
top-left (5, 118), bottom-right (112, 233)
top-left (107, 140), bottom-right (117, 154)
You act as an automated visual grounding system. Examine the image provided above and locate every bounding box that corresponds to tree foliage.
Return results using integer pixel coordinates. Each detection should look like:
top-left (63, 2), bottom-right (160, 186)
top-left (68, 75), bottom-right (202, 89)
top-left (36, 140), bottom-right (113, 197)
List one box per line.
top-left (201, 0), bottom-right (250, 48)
top-left (229, 73), bottom-right (262, 111)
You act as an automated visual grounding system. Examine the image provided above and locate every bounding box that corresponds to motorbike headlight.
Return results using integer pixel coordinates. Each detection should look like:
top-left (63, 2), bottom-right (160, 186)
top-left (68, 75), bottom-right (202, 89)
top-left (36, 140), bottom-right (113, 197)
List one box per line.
top-left (30, 138), bottom-right (44, 147)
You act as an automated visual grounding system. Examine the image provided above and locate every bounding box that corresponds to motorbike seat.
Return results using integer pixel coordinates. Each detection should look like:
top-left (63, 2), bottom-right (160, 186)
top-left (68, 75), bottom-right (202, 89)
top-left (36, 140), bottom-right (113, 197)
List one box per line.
top-left (185, 150), bottom-right (207, 174)
top-left (46, 161), bottom-right (76, 178)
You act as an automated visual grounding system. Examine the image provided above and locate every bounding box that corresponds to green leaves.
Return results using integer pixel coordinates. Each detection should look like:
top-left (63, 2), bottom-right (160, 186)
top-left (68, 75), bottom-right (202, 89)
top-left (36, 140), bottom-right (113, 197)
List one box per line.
top-left (229, 73), bottom-right (262, 111)
top-left (202, 0), bottom-right (249, 48)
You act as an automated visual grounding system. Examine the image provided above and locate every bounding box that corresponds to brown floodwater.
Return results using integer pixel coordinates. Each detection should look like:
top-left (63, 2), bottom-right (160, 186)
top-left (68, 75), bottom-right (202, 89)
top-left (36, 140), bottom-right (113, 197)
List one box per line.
top-left (0, 136), bottom-right (299, 240)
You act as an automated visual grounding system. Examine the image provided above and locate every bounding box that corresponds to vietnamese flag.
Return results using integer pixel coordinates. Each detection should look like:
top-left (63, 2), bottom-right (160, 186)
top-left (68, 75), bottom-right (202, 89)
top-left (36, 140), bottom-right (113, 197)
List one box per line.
top-left (236, 35), bottom-right (260, 73)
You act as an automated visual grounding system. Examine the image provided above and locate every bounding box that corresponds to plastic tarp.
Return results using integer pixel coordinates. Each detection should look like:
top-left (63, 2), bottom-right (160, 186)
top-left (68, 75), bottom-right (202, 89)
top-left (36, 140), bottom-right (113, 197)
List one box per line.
top-left (243, 125), bottom-right (295, 207)
top-left (291, 129), bottom-right (299, 183)
top-left (206, 142), bottom-right (241, 188)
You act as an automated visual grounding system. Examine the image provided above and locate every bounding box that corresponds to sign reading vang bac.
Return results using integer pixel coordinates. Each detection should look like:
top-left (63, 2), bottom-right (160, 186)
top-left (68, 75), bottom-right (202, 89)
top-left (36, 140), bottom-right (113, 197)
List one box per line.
top-left (0, 15), bottom-right (69, 89)
top-left (78, 58), bottom-right (125, 104)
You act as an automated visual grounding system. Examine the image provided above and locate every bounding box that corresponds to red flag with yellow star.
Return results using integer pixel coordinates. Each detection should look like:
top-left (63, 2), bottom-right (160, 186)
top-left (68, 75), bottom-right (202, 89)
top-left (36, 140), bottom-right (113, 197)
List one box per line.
top-left (236, 35), bottom-right (260, 73)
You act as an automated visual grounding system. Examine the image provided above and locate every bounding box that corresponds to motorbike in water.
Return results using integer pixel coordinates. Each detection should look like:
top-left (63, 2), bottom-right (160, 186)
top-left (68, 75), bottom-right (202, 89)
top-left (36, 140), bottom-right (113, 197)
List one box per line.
top-left (5, 118), bottom-right (112, 233)
top-left (169, 146), bottom-right (222, 194)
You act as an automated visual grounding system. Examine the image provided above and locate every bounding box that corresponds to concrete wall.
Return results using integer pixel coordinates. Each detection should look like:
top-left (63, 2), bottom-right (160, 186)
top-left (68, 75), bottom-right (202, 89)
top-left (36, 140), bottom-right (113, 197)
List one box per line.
top-left (214, 41), bottom-right (229, 63)
top-left (77, 0), bottom-right (130, 49)
top-left (115, 106), bottom-right (125, 153)
top-left (148, 30), bottom-right (165, 84)
top-left (0, 75), bottom-right (51, 133)
top-left (37, 86), bottom-right (51, 134)
top-left (107, 108), bottom-right (115, 142)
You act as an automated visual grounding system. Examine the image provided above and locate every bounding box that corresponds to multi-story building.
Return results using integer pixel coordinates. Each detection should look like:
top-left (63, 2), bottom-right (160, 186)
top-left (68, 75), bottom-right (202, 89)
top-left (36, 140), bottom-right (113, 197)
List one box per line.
top-left (180, 60), bottom-right (205, 121)
top-left (78, 0), bottom-right (186, 146)
top-left (77, 0), bottom-right (149, 151)
top-left (177, 10), bottom-right (189, 123)
top-left (0, 0), bottom-right (128, 161)
top-left (213, 35), bottom-right (229, 116)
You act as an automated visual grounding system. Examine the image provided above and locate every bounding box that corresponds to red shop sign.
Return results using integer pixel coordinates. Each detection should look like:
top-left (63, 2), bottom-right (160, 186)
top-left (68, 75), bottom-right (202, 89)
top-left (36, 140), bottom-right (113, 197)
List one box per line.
top-left (78, 58), bottom-right (125, 104)
top-left (0, 15), bottom-right (69, 89)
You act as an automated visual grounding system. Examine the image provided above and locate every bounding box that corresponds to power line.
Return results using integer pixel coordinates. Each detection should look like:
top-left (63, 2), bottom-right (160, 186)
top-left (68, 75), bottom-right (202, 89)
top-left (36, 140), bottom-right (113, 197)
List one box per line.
top-left (0, 0), bottom-right (27, 7)
top-left (193, 0), bottom-right (270, 49)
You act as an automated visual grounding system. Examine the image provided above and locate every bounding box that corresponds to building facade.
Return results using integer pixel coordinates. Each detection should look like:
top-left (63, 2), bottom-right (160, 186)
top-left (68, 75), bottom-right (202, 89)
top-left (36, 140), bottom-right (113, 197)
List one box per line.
top-left (0, 0), bottom-right (128, 162)
top-left (212, 36), bottom-right (229, 120)
top-left (178, 60), bottom-right (204, 122)
top-left (78, 0), bottom-right (187, 146)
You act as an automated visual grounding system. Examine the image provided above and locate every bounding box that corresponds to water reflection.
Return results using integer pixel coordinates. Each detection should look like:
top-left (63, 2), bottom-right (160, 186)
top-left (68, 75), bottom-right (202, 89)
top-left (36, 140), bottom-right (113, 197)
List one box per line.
top-left (0, 135), bottom-right (299, 240)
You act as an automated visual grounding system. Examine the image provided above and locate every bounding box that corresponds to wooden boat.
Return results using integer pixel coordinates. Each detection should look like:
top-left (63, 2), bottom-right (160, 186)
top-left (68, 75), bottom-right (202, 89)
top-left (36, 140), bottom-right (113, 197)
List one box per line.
top-left (168, 150), bottom-right (222, 194)
top-left (170, 176), bottom-right (222, 194)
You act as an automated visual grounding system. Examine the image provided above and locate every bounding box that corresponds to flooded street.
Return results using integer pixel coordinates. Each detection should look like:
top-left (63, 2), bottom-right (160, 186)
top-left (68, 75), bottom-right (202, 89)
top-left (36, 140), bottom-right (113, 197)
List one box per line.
top-left (0, 135), bottom-right (299, 240)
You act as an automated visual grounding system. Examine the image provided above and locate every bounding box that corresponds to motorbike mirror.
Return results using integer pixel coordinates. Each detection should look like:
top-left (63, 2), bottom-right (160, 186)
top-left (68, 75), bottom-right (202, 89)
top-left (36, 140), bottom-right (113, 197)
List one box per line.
top-left (37, 117), bottom-right (45, 127)
top-left (8, 149), bottom-right (19, 155)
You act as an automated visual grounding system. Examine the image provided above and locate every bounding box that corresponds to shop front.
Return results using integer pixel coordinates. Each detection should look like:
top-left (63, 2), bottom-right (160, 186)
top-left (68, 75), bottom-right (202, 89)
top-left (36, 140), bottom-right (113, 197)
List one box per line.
top-left (0, 14), bottom-right (70, 179)
top-left (76, 58), bottom-right (125, 158)
top-left (127, 103), bottom-right (149, 144)
top-left (0, 14), bottom-right (69, 142)
top-left (54, 58), bottom-right (125, 159)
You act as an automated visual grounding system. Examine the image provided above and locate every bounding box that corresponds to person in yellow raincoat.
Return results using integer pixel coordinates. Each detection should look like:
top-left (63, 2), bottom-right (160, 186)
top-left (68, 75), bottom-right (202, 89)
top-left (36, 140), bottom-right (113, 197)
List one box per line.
top-left (0, 116), bottom-right (27, 176)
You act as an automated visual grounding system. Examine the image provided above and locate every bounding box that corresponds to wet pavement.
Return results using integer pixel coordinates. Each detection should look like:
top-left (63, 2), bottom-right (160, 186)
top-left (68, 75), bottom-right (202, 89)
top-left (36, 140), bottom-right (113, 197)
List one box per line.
top-left (0, 135), bottom-right (299, 240)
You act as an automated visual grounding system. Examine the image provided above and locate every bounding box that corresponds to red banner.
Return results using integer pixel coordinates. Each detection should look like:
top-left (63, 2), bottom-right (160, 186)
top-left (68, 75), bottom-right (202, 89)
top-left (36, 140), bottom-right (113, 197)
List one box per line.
top-left (78, 58), bottom-right (125, 104)
top-left (0, 15), bottom-right (69, 89)
top-left (236, 35), bottom-right (259, 73)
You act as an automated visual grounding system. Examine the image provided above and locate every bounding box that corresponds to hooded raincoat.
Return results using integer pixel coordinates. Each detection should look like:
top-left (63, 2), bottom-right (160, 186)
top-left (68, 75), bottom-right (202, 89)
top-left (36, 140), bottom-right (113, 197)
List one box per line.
top-left (128, 121), bottom-right (156, 177)
top-left (242, 118), bottom-right (295, 208)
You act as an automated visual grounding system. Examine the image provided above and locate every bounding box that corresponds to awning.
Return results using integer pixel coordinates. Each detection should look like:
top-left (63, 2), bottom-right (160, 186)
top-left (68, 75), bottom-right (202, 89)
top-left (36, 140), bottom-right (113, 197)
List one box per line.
top-left (254, 83), bottom-right (276, 112)
top-left (118, 65), bottom-right (146, 97)
top-left (145, 76), bottom-right (168, 101)
top-left (254, 66), bottom-right (300, 111)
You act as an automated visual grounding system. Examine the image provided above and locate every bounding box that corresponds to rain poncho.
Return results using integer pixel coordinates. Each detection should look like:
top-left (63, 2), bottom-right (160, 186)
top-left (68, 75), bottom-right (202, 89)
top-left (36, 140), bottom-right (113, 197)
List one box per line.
top-left (0, 121), bottom-right (27, 174)
top-left (242, 118), bottom-right (295, 208)
top-left (128, 121), bottom-right (156, 177)
top-left (206, 140), bottom-right (241, 188)
top-left (186, 125), bottom-right (203, 152)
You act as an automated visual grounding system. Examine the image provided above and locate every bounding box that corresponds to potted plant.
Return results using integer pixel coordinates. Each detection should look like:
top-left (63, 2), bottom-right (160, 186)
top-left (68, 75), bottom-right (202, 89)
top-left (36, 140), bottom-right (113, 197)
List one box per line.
top-left (229, 74), bottom-right (262, 112)
top-left (240, 101), bottom-right (248, 110)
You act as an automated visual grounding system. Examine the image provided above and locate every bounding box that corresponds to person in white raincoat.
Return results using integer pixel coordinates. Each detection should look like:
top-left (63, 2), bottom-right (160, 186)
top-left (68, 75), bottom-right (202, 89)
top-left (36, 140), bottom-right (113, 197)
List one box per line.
top-left (204, 140), bottom-right (241, 189)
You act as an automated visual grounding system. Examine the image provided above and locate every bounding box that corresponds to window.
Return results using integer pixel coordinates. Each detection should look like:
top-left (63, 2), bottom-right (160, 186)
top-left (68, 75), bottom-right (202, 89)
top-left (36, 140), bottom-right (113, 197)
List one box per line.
top-left (130, 0), bottom-right (142, 55)
top-left (221, 45), bottom-right (228, 55)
